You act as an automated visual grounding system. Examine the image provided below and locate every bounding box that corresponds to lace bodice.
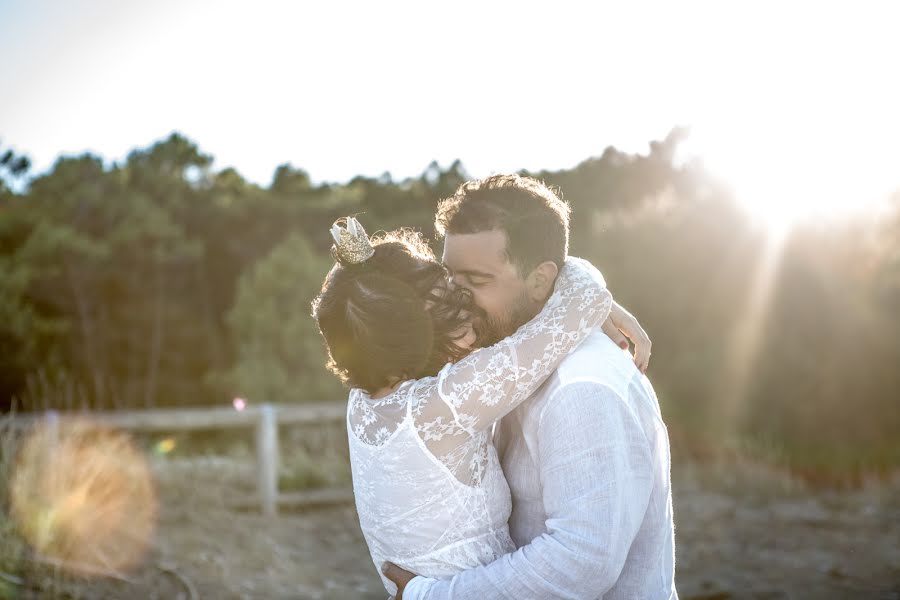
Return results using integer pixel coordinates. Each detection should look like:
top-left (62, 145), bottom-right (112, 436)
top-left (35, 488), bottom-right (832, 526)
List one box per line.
top-left (346, 257), bottom-right (612, 595)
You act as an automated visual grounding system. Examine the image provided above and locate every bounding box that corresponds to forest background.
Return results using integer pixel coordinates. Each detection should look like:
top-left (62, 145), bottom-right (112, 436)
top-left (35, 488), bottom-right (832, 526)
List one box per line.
top-left (2, 129), bottom-right (898, 483)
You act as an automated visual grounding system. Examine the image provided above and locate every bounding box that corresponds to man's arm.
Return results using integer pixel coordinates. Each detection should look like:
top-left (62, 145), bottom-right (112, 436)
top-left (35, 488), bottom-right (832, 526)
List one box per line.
top-left (401, 382), bottom-right (654, 600)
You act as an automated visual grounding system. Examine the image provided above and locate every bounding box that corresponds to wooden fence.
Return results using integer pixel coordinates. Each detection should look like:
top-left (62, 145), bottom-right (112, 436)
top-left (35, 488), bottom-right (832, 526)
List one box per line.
top-left (9, 403), bottom-right (347, 517)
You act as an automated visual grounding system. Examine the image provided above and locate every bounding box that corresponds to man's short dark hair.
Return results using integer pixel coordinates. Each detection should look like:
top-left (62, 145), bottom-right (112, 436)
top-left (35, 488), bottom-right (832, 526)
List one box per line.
top-left (434, 174), bottom-right (570, 275)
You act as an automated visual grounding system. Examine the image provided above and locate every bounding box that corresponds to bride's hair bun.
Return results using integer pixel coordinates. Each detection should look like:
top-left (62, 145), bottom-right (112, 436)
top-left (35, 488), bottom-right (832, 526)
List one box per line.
top-left (313, 229), bottom-right (477, 393)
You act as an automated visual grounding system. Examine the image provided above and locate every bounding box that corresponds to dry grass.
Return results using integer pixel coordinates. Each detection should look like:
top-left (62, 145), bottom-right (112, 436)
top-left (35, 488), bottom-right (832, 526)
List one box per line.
top-left (0, 414), bottom-right (28, 598)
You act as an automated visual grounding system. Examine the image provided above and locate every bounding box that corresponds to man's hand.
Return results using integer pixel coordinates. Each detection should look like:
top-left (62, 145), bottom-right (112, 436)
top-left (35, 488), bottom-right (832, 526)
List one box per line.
top-left (382, 562), bottom-right (416, 600)
top-left (602, 300), bottom-right (651, 373)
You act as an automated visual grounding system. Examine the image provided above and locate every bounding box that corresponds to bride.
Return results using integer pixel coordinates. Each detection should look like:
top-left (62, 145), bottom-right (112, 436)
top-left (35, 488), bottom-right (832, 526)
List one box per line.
top-left (313, 217), bottom-right (624, 597)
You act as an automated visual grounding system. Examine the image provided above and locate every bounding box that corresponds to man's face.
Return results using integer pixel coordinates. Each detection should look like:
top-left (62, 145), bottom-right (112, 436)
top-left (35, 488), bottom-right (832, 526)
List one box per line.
top-left (442, 231), bottom-right (537, 345)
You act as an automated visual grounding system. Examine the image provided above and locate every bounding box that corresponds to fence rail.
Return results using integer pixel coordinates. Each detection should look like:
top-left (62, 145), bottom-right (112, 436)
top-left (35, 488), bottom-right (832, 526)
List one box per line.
top-left (7, 402), bottom-right (347, 516)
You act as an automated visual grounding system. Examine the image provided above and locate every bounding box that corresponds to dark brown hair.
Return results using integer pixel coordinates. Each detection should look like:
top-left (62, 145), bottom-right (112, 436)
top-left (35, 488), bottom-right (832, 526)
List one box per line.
top-left (312, 229), bottom-right (478, 393)
top-left (434, 174), bottom-right (571, 275)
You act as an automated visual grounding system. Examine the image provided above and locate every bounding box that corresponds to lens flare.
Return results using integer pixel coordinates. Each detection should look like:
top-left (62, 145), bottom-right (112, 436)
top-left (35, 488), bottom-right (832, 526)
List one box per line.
top-left (10, 418), bottom-right (157, 576)
top-left (154, 437), bottom-right (176, 455)
top-left (233, 397), bottom-right (246, 411)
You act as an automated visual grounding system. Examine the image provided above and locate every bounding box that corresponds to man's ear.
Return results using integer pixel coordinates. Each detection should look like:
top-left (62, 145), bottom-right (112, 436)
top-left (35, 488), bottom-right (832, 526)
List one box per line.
top-left (525, 261), bottom-right (559, 302)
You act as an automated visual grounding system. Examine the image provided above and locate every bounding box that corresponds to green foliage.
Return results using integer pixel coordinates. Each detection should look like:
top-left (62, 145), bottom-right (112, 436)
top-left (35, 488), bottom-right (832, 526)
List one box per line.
top-left (0, 140), bottom-right (31, 197)
top-left (208, 233), bottom-right (342, 402)
top-left (1, 131), bottom-right (898, 481)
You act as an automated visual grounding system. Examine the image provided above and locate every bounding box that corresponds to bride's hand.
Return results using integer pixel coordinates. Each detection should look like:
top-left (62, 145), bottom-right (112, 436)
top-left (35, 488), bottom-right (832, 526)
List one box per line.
top-left (602, 300), bottom-right (652, 373)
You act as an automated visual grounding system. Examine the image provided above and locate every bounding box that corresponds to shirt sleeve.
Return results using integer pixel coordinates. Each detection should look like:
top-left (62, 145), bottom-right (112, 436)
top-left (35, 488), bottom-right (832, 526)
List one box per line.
top-left (411, 382), bottom-right (655, 600)
top-left (402, 575), bottom-right (433, 600)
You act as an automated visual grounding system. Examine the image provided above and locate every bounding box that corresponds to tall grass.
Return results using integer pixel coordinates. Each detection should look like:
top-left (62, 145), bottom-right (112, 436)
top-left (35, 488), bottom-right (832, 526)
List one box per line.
top-left (0, 414), bottom-right (27, 597)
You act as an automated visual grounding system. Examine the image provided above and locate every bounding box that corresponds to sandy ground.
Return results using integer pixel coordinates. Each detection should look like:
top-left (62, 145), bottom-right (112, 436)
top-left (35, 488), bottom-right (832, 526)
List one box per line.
top-left (12, 456), bottom-right (900, 600)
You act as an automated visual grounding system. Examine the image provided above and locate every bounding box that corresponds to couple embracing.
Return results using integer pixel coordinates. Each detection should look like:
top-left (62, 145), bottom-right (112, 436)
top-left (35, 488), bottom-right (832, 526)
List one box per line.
top-left (313, 174), bottom-right (677, 599)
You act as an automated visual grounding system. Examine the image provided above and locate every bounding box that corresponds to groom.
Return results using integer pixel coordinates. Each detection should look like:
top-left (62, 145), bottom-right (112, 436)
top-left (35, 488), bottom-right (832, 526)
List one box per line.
top-left (383, 174), bottom-right (677, 599)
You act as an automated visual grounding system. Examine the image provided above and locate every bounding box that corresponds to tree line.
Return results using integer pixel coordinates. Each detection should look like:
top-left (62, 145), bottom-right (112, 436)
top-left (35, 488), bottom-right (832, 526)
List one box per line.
top-left (1, 131), bottom-right (898, 479)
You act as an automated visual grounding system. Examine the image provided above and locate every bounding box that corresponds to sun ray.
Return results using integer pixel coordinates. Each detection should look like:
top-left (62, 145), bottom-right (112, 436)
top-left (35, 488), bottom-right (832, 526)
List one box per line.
top-left (717, 227), bottom-right (788, 435)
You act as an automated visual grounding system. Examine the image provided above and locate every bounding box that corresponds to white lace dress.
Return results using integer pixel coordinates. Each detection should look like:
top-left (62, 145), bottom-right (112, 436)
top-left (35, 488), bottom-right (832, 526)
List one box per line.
top-left (346, 258), bottom-right (612, 596)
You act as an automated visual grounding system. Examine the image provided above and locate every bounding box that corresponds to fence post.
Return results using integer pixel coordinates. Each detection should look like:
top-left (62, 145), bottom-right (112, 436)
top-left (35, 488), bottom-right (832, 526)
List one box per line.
top-left (256, 404), bottom-right (279, 516)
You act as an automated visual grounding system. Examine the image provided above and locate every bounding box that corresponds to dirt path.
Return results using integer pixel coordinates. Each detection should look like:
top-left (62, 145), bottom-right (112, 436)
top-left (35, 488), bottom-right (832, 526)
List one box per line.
top-left (26, 458), bottom-right (900, 599)
top-left (671, 462), bottom-right (900, 599)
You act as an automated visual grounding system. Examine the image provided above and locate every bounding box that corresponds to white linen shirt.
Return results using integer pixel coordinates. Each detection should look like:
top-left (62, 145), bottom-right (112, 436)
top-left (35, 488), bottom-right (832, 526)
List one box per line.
top-left (404, 331), bottom-right (677, 599)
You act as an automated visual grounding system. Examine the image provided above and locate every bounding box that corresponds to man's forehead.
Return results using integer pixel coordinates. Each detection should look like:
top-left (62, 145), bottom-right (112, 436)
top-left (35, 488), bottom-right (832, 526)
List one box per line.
top-left (442, 231), bottom-right (509, 267)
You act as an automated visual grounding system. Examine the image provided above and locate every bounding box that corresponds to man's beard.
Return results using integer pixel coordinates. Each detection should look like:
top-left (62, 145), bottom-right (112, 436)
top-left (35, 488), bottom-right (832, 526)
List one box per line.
top-left (474, 291), bottom-right (535, 347)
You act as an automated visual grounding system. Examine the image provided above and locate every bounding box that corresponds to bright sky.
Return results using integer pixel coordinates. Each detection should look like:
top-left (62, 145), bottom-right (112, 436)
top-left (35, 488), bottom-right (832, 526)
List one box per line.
top-left (2, 0), bottom-right (898, 224)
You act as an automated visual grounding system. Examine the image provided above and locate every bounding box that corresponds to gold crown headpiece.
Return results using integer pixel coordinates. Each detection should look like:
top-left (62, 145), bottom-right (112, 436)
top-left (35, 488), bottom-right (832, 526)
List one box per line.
top-left (330, 217), bottom-right (375, 265)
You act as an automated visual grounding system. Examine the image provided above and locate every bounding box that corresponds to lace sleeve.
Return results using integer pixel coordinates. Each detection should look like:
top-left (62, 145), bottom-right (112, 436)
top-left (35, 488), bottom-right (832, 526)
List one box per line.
top-left (411, 256), bottom-right (612, 445)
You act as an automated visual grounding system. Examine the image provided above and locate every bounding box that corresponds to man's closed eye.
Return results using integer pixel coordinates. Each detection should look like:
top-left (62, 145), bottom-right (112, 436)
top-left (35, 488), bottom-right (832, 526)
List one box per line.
top-left (466, 276), bottom-right (491, 288)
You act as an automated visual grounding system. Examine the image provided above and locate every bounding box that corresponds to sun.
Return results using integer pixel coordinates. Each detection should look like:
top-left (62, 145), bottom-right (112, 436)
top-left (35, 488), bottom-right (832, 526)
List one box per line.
top-left (681, 122), bottom-right (892, 237)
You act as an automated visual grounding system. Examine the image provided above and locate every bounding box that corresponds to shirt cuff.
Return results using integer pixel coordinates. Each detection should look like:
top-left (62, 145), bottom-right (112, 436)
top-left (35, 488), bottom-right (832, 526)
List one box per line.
top-left (402, 575), bottom-right (436, 600)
